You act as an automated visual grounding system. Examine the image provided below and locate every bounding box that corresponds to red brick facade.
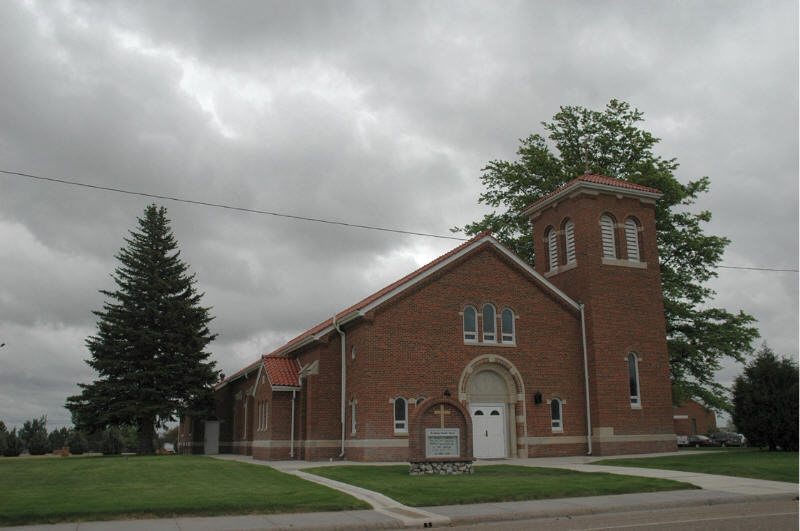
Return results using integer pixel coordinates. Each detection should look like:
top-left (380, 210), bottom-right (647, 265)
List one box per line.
top-left (673, 400), bottom-right (717, 436)
top-left (181, 175), bottom-right (677, 460)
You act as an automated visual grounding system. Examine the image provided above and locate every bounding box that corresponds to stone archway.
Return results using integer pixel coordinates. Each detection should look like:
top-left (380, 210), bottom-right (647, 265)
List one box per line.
top-left (458, 355), bottom-right (527, 458)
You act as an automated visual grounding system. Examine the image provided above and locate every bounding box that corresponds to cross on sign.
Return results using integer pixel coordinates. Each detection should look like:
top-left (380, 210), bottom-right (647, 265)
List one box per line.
top-left (432, 404), bottom-right (451, 428)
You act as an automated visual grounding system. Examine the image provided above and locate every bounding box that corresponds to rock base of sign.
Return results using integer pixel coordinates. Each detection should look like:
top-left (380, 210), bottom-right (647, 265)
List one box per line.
top-left (409, 461), bottom-right (473, 475)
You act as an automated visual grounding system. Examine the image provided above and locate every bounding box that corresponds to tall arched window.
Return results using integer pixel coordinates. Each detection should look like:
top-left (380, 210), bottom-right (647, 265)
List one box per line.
top-left (550, 398), bottom-right (562, 431)
top-left (394, 397), bottom-right (407, 432)
top-left (501, 308), bottom-right (515, 343)
top-left (600, 214), bottom-right (617, 258)
top-left (628, 353), bottom-right (641, 407)
top-left (546, 227), bottom-right (558, 270)
top-left (463, 306), bottom-right (477, 342)
top-left (350, 398), bottom-right (357, 434)
top-left (563, 219), bottom-right (576, 264)
top-left (482, 304), bottom-right (496, 342)
top-left (625, 217), bottom-right (641, 261)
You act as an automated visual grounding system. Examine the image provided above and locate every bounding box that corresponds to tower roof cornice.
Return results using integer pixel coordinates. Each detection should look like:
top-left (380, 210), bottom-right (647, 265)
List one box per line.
top-left (523, 174), bottom-right (663, 218)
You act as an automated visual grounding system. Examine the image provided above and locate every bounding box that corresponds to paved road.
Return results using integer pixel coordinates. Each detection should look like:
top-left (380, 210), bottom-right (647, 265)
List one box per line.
top-left (453, 499), bottom-right (798, 530)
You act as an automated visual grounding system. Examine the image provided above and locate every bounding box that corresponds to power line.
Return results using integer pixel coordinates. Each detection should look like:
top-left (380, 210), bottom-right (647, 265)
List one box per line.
top-left (0, 169), bottom-right (467, 241)
top-left (718, 265), bottom-right (798, 273)
top-left (3, 168), bottom-right (798, 273)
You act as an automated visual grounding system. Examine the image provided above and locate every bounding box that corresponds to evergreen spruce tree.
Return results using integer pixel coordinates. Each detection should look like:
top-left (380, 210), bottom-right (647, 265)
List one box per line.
top-left (457, 100), bottom-right (759, 410)
top-left (66, 204), bottom-right (218, 454)
top-left (732, 344), bottom-right (799, 451)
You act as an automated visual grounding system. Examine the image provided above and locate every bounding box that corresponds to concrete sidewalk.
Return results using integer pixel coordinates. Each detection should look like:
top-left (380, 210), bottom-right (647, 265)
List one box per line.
top-left (4, 453), bottom-right (797, 531)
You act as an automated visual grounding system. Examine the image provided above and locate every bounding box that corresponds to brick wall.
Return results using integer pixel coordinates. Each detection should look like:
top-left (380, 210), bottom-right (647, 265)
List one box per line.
top-left (530, 190), bottom-right (676, 453)
top-left (673, 400), bottom-right (717, 436)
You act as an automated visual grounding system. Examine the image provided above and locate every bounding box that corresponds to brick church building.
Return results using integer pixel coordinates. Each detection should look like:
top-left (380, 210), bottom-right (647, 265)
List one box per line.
top-left (179, 174), bottom-right (677, 460)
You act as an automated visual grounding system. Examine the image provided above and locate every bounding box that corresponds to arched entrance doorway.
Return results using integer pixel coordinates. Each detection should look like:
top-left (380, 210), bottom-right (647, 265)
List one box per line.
top-left (460, 356), bottom-right (524, 459)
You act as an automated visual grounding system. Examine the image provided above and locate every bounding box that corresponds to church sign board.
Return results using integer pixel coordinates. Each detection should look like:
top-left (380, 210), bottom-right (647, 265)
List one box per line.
top-left (408, 396), bottom-right (473, 475)
top-left (425, 428), bottom-right (459, 458)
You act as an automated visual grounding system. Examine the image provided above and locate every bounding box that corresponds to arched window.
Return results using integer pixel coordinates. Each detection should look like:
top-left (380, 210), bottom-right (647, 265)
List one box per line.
top-left (551, 398), bottom-right (562, 431)
top-left (501, 308), bottom-right (515, 343)
top-left (482, 304), bottom-right (496, 342)
top-left (628, 353), bottom-right (641, 407)
top-left (563, 219), bottom-right (576, 264)
top-left (463, 306), bottom-right (477, 342)
top-left (394, 397), bottom-right (407, 432)
top-left (546, 227), bottom-right (558, 270)
top-left (625, 217), bottom-right (641, 261)
top-left (416, 396), bottom-right (426, 406)
top-left (600, 214), bottom-right (616, 258)
top-left (350, 398), bottom-right (357, 434)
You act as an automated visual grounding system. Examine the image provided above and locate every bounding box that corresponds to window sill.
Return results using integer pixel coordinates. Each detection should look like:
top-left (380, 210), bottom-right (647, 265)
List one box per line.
top-left (393, 431), bottom-right (409, 437)
top-left (544, 260), bottom-right (577, 278)
top-left (551, 428), bottom-right (563, 434)
top-left (630, 404), bottom-right (642, 410)
top-left (602, 257), bottom-right (647, 269)
top-left (465, 341), bottom-right (517, 347)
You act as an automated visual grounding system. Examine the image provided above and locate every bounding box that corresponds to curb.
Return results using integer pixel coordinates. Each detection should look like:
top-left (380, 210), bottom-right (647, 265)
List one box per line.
top-left (441, 492), bottom-right (799, 528)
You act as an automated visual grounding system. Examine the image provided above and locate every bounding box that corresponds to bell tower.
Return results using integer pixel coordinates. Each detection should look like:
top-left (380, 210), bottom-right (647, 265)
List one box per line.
top-left (524, 174), bottom-right (676, 455)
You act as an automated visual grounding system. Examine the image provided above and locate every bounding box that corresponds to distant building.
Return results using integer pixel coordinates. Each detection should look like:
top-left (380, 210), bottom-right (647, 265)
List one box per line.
top-left (181, 174), bottom-right (677, 460)
top-left (673, 400), bottom-right (717, 436)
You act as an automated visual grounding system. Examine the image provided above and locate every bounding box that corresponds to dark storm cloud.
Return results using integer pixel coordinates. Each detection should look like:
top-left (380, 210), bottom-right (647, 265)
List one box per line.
top-left (0, 0), bottom-right (796, 428)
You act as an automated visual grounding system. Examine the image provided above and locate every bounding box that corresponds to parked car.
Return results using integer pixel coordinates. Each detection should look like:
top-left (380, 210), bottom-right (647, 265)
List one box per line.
top-left (676, 435), bottom-right (689, 447)
top-left (687, 434), bottom-right (713, 447)
top-left (710, 431), bottom-right (745, 447)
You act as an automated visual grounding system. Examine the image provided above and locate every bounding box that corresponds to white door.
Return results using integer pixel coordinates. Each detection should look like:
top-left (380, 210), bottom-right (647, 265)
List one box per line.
top-left (470, 404), bottom-right (506, 458)
top-left (203, 420), bottom-right (220, 455)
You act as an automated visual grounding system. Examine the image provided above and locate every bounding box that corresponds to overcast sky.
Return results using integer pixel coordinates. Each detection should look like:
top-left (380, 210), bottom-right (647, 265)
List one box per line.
top-left (1, 0), bottom-right (797, 429)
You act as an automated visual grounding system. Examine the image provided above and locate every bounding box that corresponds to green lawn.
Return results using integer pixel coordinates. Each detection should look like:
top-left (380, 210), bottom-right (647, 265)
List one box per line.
top-left (592, 449), bottom-right (798, 483)
top-left (0, 455), bottom-right (368, 526)
top-left (305, 464), bottom-right (696, 507)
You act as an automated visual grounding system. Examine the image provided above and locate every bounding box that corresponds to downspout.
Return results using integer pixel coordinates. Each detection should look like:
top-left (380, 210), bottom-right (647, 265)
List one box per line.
top-left (290, 389), bottom-right (296, 458)
top-left (580, 302), bottom-right (593, 455)
top-left (333, 315), bottom-right (346, 458)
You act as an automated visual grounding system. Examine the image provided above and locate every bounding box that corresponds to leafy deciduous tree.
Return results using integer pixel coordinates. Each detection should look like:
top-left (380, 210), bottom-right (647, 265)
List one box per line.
top-left (732, 344), bottom-right (798, 451)
top-left (66, 204), bottom-right (218, 454)
top-left (456, 100), bottom-right (759, 410)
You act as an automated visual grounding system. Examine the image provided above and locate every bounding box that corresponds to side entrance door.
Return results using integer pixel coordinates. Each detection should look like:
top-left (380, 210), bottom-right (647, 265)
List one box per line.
top-left (203, 420), bottom-right (220, 455)
top-left (470, 404), bottom-right (506, 458)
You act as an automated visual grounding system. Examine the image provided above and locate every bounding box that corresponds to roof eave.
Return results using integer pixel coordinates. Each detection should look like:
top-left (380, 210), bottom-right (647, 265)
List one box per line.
top-left (523, 181), bottom-right (662, 217)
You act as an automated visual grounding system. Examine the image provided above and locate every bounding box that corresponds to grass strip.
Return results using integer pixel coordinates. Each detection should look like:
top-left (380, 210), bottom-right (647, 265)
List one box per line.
top-left (0, 454), bottom-right (368, 526)
top-left (305, 464), bottom-right (697, 507)
top-left (592, 449), bottom-right (798, 483)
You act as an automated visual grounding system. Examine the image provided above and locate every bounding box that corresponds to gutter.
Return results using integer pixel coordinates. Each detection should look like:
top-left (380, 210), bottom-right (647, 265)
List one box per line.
top-left (290, 389), bottom-right (296, 458)
top-left (580, 302), bottom-right (593, 455)
top-left (333, 315), bottom-right (346, 458)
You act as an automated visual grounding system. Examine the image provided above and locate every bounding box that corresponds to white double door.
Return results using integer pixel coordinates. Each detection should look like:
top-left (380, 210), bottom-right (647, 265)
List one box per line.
top-left (470, 403), bottom-right (506, 458)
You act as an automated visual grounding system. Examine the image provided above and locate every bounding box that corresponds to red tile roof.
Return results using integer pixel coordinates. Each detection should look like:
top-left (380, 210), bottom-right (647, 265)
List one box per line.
top-left (525, 174), bottom-right (662, 213)
top-left (263, 230), bottom-right (494, 358)
top-left (262, 356), bottom-right (301, 387)
top-left (217, 229), bottom-right (578, 389)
